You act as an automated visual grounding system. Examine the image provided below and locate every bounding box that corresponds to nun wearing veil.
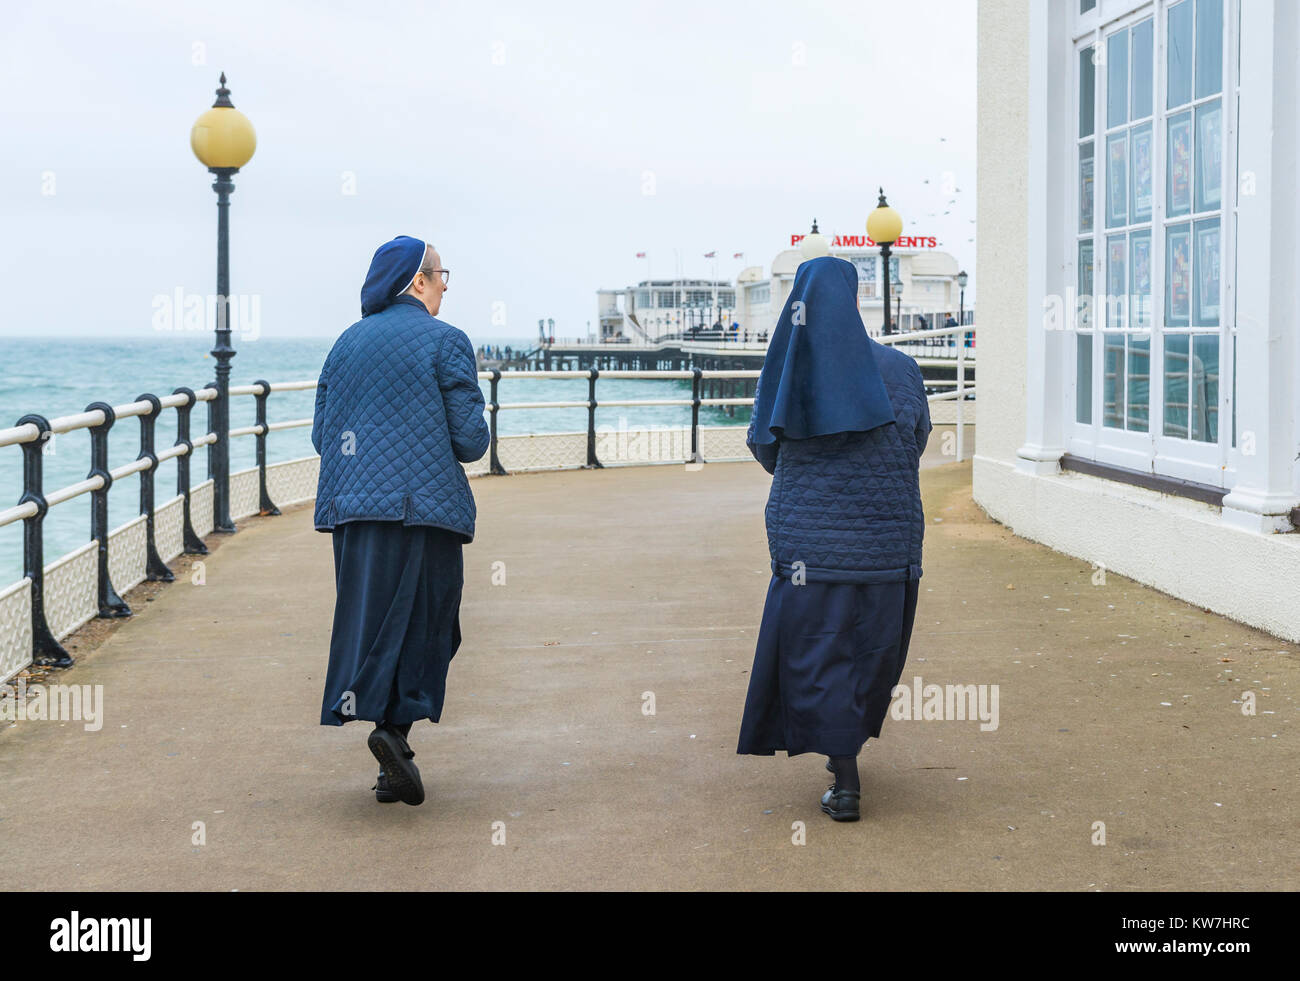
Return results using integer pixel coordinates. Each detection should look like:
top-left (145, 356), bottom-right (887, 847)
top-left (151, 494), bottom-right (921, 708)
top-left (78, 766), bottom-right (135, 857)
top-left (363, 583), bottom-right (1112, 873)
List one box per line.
top-left (736, 255), bottom-right (932, 822)
top-left (312, 236), bottom-right (489, 807)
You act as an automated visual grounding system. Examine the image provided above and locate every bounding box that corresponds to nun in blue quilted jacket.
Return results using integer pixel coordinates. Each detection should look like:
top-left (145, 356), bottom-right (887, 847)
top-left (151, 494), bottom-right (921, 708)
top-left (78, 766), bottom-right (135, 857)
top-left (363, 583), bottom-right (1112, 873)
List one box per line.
top-left (736, 255), bottom-right (932, 823)
top-left (312, 235), bottom-right (490, 807)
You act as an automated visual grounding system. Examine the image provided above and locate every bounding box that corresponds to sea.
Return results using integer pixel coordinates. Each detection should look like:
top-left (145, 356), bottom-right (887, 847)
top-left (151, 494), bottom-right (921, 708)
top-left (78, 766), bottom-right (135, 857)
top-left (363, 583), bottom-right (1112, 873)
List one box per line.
top-left (0, 335), bottom-right (751, 585)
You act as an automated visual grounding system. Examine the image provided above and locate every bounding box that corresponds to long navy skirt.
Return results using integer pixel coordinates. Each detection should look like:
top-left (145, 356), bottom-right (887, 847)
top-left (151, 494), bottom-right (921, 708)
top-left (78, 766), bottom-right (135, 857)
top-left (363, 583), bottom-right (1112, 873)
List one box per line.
top-left (736, 576), bottom-right (920, 757)
top-left (319, 521), bottom-right (463, 727)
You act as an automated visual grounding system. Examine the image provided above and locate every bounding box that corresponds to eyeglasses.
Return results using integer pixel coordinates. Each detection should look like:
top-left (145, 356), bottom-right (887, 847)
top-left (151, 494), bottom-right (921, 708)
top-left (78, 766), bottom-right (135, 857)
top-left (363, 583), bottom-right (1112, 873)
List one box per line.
top-left (421, 267), bottom-right (450, 286)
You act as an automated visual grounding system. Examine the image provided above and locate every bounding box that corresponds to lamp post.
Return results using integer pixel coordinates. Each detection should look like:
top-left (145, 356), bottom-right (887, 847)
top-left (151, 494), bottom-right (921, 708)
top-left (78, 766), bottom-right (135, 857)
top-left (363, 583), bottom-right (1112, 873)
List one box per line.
top-left (799, 218), bottom-right (830, 262)
top-left (190, 72), bottom-right (255, 534)
top-left (957, 269), bottom-right (969, 326)
top-left (867, 189), bottom-right (903, 336)
top-left (894, 279), bottom-right (903, 327)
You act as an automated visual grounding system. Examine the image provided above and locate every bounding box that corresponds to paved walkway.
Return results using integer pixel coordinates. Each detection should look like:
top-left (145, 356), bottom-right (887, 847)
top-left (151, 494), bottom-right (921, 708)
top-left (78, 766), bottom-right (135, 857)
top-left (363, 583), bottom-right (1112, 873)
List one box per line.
top-left (1, 458), bottom-right (1296, 890)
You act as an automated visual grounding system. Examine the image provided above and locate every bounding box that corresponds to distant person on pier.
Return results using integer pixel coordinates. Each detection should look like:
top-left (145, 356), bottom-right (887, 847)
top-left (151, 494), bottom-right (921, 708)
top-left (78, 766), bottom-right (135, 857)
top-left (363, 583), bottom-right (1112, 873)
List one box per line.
top-left (312, 235), bottom-right (489, 807)
top-left (737, 255), bottom-right (932, 822)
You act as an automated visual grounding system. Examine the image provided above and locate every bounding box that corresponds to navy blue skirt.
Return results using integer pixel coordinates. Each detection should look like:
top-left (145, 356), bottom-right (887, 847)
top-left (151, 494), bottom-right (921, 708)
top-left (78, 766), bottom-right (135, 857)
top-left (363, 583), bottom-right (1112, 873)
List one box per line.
top-left (320, 521), bottom-right (463, 727)
top-left (737, 576), bottom-right (920, 757)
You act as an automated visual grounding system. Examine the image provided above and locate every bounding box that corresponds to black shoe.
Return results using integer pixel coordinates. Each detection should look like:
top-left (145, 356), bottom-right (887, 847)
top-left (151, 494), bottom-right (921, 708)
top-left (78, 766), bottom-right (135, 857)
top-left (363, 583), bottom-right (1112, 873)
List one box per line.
top-left (820, 784), bottom-right (861, 822)
top-left (367, 726), bottom-right (424, 806)
top-left (372, 771), bottom-right (399, 804)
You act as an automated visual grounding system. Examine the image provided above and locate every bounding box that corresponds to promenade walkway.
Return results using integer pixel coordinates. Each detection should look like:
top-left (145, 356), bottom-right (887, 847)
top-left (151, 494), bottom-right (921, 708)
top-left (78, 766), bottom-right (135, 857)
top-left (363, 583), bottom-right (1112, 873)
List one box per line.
top-left (1, 459), bottom-right (1296, 890)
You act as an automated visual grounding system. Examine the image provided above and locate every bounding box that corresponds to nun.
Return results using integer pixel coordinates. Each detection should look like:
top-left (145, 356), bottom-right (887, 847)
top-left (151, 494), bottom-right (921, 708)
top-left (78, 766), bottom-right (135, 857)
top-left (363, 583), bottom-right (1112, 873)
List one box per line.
top-left (312, 236), bottom-right (490, 806)
top-left (736, 255), bottom-right (932, 822)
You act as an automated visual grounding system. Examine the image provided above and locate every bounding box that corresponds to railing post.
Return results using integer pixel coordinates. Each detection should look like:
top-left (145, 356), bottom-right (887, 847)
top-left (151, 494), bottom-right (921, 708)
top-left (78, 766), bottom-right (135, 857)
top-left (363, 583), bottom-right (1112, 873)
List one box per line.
top-left (690, 368), bottom-right (705, 465)
top-left (15, 414), bottom-right (73, 668)
top-left (85, 402), bottom-right (130, 619)
top-left (956, 329), bottom-right (966, 463)
top-left (135, 393), bottom-right (174, 582)
top-left (172, 387), bottom-right (208, 555)
top-left (585, 368), bottom-right (603, 469)
top-left (253, 379), bottom-right (281, 515)
top-left (488, 370), bottom-right (508, 475)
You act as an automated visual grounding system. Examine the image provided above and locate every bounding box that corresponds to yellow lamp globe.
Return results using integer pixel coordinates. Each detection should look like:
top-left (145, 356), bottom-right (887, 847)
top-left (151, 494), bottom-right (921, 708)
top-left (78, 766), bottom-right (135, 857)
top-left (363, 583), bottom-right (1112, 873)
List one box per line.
top-left (191, 73), bottom-right (256, 170)
top-left (867, 188), bottom-right (903, 245)
top-left (799, 219), bottom-right (831, 261)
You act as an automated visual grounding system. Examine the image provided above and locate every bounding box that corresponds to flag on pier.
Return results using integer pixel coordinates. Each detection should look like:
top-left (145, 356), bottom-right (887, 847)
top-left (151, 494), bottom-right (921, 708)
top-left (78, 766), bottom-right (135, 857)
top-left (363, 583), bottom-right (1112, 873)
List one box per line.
top-left (704, 251), bottom-right (716, 258)
top-left (636, 252), bottom-right (646, 258)
top-left (733, 252), bottom-right (744, 259)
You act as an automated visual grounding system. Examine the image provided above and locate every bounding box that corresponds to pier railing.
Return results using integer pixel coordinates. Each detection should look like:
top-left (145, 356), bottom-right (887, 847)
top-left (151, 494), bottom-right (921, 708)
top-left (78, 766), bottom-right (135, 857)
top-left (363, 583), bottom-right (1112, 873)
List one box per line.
top-left (0, 325), bottom-right (974, 685)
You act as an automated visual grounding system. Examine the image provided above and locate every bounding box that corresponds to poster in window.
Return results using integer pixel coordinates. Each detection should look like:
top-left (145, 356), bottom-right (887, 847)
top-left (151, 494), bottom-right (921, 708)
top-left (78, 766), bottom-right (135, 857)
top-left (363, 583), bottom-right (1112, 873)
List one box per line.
top-left (1196, 103), bottom-right (1223, 211)
top-left (1079, 151), bottom-right (1095, 232)
top-left (1167, 226), bottom-right (1192, 327)
top-left (1130, 125), bottom-right (1153, 222)
top-left (1195, 222), bottom-right (1220, 325)
top-left (1130, 232), bottom-right (1152, 328)
top-left (1106, 134), bottom-right (1127, 227)
top-left (1107, 235), bottom-right (1126, 328)
top-left (1168, 115), bottom-right (1193, 216)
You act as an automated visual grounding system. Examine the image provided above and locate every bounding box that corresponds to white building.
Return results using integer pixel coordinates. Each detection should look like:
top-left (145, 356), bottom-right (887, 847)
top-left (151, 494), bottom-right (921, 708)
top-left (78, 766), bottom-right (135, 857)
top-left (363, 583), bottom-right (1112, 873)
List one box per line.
top-left (975, 0), bottom-right (1300, 640)
top-left (736, 239), bottom-right (967, 339)
top-left (597, 280), bottom-right (736, 342)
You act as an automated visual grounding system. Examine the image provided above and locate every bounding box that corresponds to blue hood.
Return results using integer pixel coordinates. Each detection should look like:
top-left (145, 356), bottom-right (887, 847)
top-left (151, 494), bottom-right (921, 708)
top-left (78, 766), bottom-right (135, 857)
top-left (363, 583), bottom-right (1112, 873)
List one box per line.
top-left (750, 255), bottom-right (896, 443)
top-left (360, 235), bottom-right (426, 317)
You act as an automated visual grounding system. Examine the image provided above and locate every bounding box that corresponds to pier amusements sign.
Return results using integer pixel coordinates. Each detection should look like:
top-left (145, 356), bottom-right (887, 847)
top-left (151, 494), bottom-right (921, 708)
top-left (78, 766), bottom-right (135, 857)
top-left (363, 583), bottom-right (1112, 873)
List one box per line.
top-left (790, 233), bottom-right (939, 249)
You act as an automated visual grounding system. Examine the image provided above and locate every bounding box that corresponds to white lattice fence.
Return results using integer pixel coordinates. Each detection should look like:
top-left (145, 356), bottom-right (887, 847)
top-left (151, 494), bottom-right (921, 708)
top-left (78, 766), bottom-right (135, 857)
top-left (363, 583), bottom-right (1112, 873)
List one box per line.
top-left (698, 426), bottom-right (750, 461)
top-left (0, 579), bottom-right (32, 684)
top-left (106, 515), bottom-right (148, 597)
top-left (156, 494), bottom-right (185, 563)
top-left (496, 432), bottom-right (588, 472)
top-left (928, 400), bottom-right (977, 425)
top-left (191, 480), bottom-right (214, 538)
top-left (230, 468), bottom-right (259, 521)
top-left (267, 457), bottom-right (319, 507)
top-left (43, 542), bottom-right (97, 642)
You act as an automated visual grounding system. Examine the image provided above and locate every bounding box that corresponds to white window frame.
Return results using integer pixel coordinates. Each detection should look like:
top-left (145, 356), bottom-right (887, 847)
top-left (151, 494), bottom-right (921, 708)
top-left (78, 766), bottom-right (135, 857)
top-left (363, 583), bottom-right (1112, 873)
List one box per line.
top-left (1064, 0), bottom-right (1239, 487)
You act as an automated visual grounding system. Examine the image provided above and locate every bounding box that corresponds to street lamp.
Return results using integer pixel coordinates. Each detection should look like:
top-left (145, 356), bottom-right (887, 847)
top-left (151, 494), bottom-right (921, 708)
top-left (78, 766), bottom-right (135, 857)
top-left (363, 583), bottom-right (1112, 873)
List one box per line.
top-left (799, 219), bottom-right (830, 262)
top-left (894, 279), bottom-right (904, 327)
top-left (957, 269), bottom-right (969, 326)
top-left (191, 72), bottom-right (256, 534)
top-left (867, 188), bottom-right (903, 336)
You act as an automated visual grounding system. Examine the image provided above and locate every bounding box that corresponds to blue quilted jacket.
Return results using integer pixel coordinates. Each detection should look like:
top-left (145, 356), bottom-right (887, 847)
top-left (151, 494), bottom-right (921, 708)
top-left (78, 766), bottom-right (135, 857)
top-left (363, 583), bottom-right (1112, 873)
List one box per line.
top-left (311, 295), bottom-right (490, 541)
top-left (748, 340), bottom-right (932, 583)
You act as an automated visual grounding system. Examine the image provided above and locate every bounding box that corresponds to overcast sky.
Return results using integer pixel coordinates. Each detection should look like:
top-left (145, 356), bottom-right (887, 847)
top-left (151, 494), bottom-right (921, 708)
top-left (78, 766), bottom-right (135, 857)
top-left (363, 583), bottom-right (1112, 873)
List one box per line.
top-left (0, 0), bottom-right (977, 342)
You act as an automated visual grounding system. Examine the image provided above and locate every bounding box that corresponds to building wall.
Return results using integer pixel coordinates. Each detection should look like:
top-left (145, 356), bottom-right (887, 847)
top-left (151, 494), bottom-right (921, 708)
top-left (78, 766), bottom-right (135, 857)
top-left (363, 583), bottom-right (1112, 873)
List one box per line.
top-left (973, 0), bottom-right (1300, 642)
top-left (973, 0), bottom-right (1031, 472)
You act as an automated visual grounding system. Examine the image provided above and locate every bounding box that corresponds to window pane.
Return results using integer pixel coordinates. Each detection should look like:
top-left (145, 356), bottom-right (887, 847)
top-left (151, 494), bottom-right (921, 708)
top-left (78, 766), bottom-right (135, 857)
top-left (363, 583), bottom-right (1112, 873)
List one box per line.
top-left (1168, 0), bottom-right (1194, 108)
top-left (1131, 19), bottom-right (1154, 119)
top-left (1163, 333), bottom-right (1190, 438)
top-left (1107, 234), bottom-right (1127, 328)
top-left (1078, 239), bottom-right (1095, 330)
top-left (1167, 110), bottom-right (1193, 217)
top-left (1196, 0), bottom-right (1224, 99)
top-left (1166, 224), bottom-right (1192, 327)
top-left (1077, 333), bottom-right (1094, 424)
top-left (1127, 334), bottom-right (1150, 431)
top-left (1190, 333), bottom-right (1219, 441)
top-left (1080, 141), bottom-right (1095, 232)
top-left (1130, 229), bottom-right (1152, 328)
top-left (1129, 122), bottom-right (1153, 223)
top-left (1079, 47), bottom-right (1096, 138)
top-left (1081, 0), bottom-right (1096, 12)
top-left (1195, 100), bottom-right (1223, 212)
top-left (1106, 132), bottom-right (1128, 228)
top-left (1104, 334), bottom-right (1126, 428)
top-left (1108, 30), bottom-right (1129, 127)
top-left (1193, 218), bottom-right (1221, 327)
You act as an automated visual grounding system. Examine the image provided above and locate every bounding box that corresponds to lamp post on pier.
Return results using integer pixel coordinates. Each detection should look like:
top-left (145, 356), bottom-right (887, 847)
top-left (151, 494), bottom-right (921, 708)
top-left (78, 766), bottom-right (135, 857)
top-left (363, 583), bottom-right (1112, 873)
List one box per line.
top-left (190, 72), bottom-right (256, 533)
top-left (867, 189), bottom-right (903, 336)
top-left (957, 269), bottom-right (969, 326)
